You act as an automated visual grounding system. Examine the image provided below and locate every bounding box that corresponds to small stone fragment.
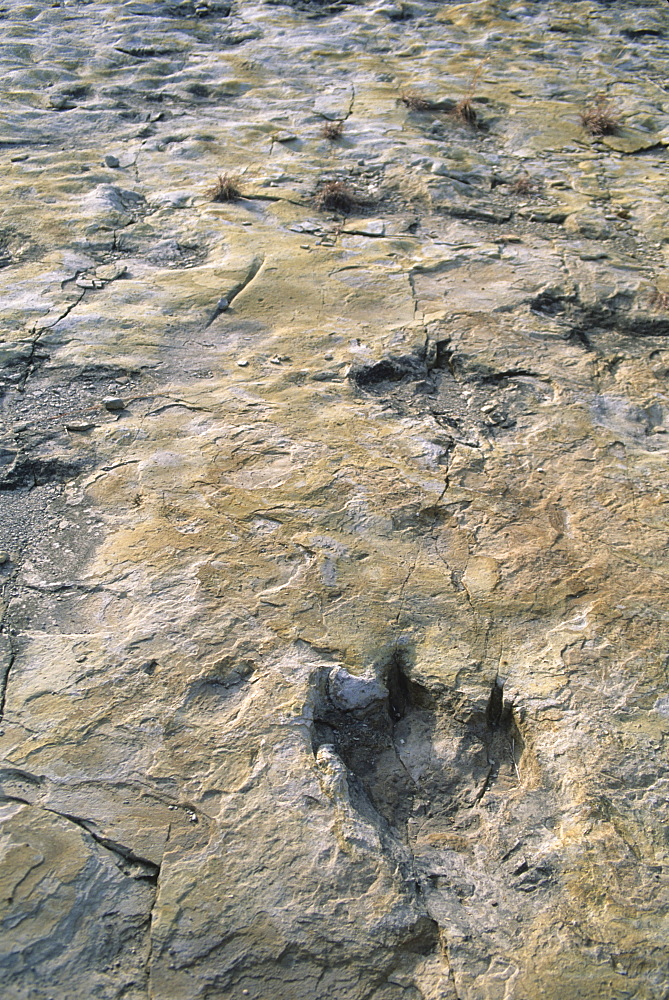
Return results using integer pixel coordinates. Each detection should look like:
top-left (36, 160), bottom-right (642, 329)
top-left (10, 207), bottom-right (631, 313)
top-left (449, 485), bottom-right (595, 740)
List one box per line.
top-left (76, 276), bottom-right (105, 288)
top-left (104, 155), bottom-right (120, 168)
top-left (272, 130), bottom-right (297, 143)
top-left (329, 668), bottom-right (387, 712)
top-left (342, 220), bottom-right (386, 237)
top-left (103, 397), bottom-right (125, 411)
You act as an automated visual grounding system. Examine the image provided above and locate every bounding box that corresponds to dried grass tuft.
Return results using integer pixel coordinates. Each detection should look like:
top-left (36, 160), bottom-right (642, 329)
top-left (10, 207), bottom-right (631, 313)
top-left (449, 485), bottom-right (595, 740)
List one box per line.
top-left (209, 173), bottom-right (242, 202)
top-left (449, 58), bottom-right (487, 129)
top-left (510, 172), bottom-right (542, 195)
top-left (651, 288), bottom-right (669, 312)
top-left (322, 121), bottom-right (344, 140)
top-left (451, 97), bottom-right (478, 126)
top-left (314, 180), bottom-right (359, 214)
top-left (581, 95), bottom-right (620, 137)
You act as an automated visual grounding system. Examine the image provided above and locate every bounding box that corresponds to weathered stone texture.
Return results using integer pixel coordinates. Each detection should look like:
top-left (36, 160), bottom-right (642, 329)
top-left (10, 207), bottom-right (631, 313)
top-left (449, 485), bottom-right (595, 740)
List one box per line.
top-left (1, 1), bottom-right (669, 998)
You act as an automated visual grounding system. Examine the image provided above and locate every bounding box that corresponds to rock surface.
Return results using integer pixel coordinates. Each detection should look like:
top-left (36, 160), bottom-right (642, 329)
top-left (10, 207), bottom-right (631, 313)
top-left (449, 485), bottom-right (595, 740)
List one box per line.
top-left (1, 1), bottom-right (669, 998)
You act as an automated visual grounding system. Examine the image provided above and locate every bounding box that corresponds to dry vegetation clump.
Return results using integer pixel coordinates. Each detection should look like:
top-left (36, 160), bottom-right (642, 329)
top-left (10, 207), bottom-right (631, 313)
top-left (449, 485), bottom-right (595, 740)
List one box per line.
top-left (510, 172), bottom-right (543, 195)
top-left (581, 95), bottom-right (620, 137)
top-left (209, 173), bottom-right (242, 202)
top-left (322, 121), bottom-right (344, 140)
top-left (314, 180), bottom-right (359, 213)
top-left (400, 90), bottom-right (436, 112)
top-left (651, 288), bottom-right (669, 311)
top-left (451, 96), bottom-right (478, 126)
top-left (449, 58), bottom-right (487, 128)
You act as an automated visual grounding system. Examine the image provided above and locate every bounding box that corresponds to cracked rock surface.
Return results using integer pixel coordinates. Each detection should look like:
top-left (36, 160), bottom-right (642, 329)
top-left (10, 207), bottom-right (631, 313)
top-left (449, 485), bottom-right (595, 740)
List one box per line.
top-left (1, 1), bottom-right (669, 998)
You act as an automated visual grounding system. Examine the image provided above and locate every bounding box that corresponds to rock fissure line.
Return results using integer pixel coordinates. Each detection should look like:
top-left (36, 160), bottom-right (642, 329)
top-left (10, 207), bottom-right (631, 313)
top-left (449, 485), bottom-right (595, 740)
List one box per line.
top-left (17, 288), bottom-right (87, 391)
top-left (145, 827), bottom-right (171, 997)
top-left (0, 792), bottom-right (160, 881)
top-left (393, 552), bottom-right (421, 630)
top-left (51, 807), bottom-right (160, 879)
top-left (19, 581), bottom-right (113, 594)
top-left (407, 269), bottom-right (420, 321)
top-left (0, 648), bottom-right (15, 724)
top-left (0, 550), bottom-right (22, 725)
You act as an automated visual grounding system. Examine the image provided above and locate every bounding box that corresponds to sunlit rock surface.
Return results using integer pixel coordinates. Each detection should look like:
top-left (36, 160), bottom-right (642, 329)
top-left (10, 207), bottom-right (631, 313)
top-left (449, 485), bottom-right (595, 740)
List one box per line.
top-left (1, 1), bottom-right (669, 998)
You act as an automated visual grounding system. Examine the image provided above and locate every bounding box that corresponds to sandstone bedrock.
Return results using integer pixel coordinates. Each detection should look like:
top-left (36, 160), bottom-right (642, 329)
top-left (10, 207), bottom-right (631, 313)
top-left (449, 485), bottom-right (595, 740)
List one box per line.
top-left (0, 1), bottom-right (668, 998)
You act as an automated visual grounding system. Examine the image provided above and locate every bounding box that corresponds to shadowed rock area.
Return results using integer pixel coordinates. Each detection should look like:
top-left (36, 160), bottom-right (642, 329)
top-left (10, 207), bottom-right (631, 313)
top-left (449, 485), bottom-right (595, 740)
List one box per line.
top-left (1, 1), bottom-right (669, 997)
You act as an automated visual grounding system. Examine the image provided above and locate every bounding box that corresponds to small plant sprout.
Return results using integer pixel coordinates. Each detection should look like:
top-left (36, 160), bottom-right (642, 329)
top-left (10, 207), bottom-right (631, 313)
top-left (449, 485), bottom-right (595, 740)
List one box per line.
top-left (322, 120), bottom-right (344, 140)
top-left (314, 180), bottom-right (359, 214)
top-left (209, 173), bottom-right (242, 202)
top-left (581, 94), bottom-right (620, 137)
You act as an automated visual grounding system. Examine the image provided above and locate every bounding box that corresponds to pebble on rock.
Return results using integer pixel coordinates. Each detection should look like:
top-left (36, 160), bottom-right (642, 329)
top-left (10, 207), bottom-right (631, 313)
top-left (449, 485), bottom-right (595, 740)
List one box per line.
top-left (65, 422), bottom-right (96, 432)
